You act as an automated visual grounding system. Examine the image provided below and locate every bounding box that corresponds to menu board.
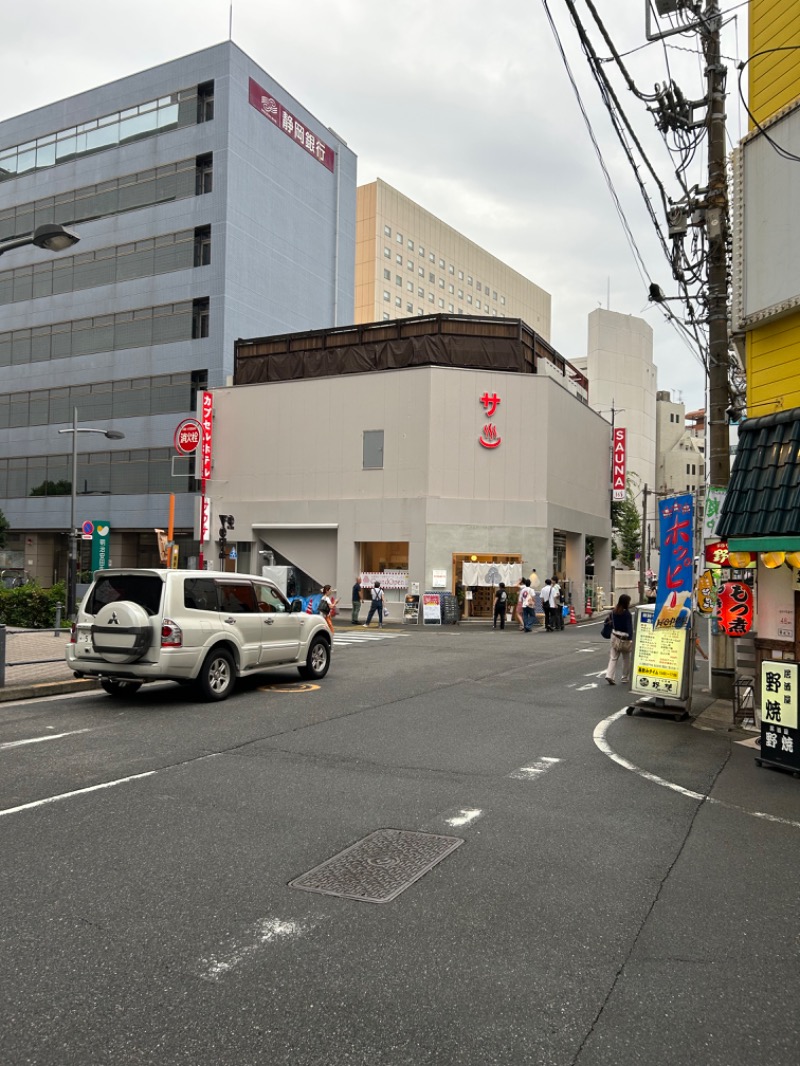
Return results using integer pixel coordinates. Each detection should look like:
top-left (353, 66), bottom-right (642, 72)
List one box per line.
top-left (631, 607), bottom-right (689, 701)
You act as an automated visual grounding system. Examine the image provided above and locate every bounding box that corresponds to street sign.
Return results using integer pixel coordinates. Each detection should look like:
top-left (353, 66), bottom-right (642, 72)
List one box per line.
top-left (174, 418), bottom-right (202, 455)
top-left (81, 520), bottom-right (94, 535)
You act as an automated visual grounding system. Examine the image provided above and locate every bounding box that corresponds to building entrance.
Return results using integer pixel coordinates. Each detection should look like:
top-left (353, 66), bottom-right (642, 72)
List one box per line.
top-left (452, 553), bottom-right (522, 619)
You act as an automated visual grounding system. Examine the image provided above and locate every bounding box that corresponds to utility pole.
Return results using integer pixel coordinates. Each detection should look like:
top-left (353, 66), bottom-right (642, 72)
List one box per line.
top-left (702, 0), bottom-right (730, 489)
top-left (700, 1), bottom-right (733, 696)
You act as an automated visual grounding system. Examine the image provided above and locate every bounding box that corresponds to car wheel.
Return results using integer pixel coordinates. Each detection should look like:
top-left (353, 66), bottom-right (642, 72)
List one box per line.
top-left (100, 679), bottom-right (143, 697)
top-left (195, 647), bottom-right (235, 701)
top-left (298, 636), bottom-right (330, 680)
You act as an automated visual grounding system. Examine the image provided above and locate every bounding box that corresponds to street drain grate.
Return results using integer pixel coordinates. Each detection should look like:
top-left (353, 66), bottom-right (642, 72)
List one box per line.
top-left (289, 828), bottom-right (464, 904)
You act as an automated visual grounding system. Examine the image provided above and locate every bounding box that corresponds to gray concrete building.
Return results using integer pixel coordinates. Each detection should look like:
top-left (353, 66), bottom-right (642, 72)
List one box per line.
top-left (0, 42), bottom-right (356, 585)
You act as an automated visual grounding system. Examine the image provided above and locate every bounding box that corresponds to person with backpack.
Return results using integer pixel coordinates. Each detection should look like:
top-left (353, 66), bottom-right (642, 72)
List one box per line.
top-left (493, 582), bottom-right (508, 630)
top-left (318, 584), bottom-right (336, 634)
top-left (363, 581), bottom-right (385, 628)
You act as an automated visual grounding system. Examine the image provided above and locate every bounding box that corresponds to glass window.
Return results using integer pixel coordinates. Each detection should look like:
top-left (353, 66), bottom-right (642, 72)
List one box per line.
top-left (419, 246), bottom-right (425, 257)
top-left (395, 296), bottom-right (401, 306)
top-left (493, 290), bottom-right (498, 300)
top-left (438, 298), bottom-right (444, 308)
top-left (384, 268), bottom-right (391, 280)
top-left (407, 239), bottom-right (414, 250)
top-left (407, 260), bottom-right (414, 271)
top-left (501, 296), bottom-right (506, 305)
top-left (396, 254), bottom-right (402, 264)
top-left (467, 295), bottom-right (473, 305)
top-left (396, 233), bottom-right (403, 243)
top-left (428, 293), bottom-right (434, 303)
top-left (448, 303), bottom-right (454, 312)
top-left (439, 278), bottom-right (444, 288)
top-left (384, 247), bottom-right (391, 258)
top-left (449, 284), bottom-right (454, 294)
top-left (383, 290), bottom-right (390, 301)
top-left (419, 267), bottom-right (424, 277)
top-left (458, 289), bottom-right (463, 299)
top-left (449, 265), bottom-right (455, 275)
top-left (477, 282), bottom-right (482, 292)
top-left (429, 272), bottom-right (435, 283)
top-left (396, 275), bottom-right (402, 286)
top-left (429, 252), bottom-right (435, 262)
top-left (406, 302), bottom-right (413, 312)
top-left (407, 281), bottom-right (414, 291)
top-left (417, 287), bottom-right (424, 297)
top-left (363, 430), bottom-right (383, 470)
top-left (439, 259), bottom-right (445, 269)
top-left (384, 225), bottom-right (391, 236)
top-left (468, 276), bottom-right (473, 286)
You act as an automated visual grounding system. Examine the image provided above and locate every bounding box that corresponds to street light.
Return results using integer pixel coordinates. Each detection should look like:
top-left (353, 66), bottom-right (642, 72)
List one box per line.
top-left (58, 407), bottom-right (124, 617)
top-left (0, 222), bottom-right (80, 259)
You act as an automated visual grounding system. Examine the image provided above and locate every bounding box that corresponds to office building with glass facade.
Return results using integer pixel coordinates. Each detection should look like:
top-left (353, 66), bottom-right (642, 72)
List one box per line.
top-left (0, 42), bottom-right (356, 584)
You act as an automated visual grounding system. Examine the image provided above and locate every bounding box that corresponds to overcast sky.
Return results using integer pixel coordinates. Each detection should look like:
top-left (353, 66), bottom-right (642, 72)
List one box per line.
top-left (0, 1), bottom-right (747, 410)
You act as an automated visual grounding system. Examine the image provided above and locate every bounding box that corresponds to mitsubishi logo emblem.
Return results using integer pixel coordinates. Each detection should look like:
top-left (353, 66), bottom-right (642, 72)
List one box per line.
top-left (108, 611), bottom-right (120, 626)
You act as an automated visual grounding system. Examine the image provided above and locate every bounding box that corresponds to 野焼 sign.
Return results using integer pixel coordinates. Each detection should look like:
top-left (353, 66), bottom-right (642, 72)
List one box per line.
top-left (200, 392), bottom-right (213, 482)
top-left (478, 391), bottom-right (502, 449)
top-left (174, 418), bottom-right (202, 455)
top-left (717, 580), bottom-right (754, 636)
top-left (612, 428), bottom-right (626, 500)
top-left (760, 661), bottom-right (800, 773)
top-left (248, 77), bottom-right (335, 172)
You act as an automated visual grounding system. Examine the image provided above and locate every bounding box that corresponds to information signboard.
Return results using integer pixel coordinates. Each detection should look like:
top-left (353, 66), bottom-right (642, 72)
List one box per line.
top-left (631, 607), bottom-right (689, 702)
top-left (422, 592), bottom-right (442, 625)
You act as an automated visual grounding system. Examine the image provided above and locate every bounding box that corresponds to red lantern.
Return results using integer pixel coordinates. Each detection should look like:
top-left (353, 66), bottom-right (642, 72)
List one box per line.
top-left (717, 580), bottom-right (753, 636)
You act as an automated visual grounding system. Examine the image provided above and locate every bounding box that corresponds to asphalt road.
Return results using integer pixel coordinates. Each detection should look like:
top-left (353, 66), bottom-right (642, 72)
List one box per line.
top-left (2, 621), bottom-right (799, 1065)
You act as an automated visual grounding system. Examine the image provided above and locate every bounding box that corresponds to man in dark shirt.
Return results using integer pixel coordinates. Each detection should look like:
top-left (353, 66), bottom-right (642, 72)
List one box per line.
top-left (351, 577), bottom-right (362, 626)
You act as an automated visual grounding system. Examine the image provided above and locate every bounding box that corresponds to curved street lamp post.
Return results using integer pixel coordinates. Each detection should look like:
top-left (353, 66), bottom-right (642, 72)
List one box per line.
top-left (59, 408), bottom-right (124, 617)
top-left (0, 223), bottom-right (80, 259)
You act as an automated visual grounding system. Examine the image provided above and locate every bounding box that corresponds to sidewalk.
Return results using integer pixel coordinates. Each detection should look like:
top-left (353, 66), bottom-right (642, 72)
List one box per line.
top-left (0, 628), bottom-right (97, 702)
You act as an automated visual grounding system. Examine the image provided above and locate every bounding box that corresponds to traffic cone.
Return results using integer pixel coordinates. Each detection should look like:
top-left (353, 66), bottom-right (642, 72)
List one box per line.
top-left (568, 605), bottom-right (577, 625)
top-left (305, 598), bottom-right (314, 614)
top-left (585, 596), bottom-right (593, 618)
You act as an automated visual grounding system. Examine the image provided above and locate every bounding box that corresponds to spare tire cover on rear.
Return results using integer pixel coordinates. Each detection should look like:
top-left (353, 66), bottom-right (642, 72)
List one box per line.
top-left (91, 600), bottom-right (153, 664)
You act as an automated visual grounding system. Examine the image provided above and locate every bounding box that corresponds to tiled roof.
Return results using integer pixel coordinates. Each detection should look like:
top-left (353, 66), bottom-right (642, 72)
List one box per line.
top-left (717, 410), bottom-right (800, 538)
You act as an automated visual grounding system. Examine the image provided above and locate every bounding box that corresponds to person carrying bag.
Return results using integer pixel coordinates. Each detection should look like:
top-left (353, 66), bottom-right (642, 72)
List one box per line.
top-left (604, 594), bottom-right (633, 685)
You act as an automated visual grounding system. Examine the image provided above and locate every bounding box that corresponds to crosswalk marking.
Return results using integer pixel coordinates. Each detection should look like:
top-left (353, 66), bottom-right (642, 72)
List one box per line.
top-left (508, 757), bottom-right (561, 780)
top-left (333, 632), bottom-right (403, 646)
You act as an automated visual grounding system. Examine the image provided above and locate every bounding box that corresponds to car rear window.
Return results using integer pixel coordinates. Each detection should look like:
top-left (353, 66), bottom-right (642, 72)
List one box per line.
top-left (184, 578), bottom-right (219, 612)
top-left (88, 574), bottom-right (163, 616)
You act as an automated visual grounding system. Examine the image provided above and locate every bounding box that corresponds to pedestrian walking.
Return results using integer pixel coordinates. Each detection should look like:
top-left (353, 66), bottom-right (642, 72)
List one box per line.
top-left (520, 579), bottom-right (536, 632)
top-left (363, 581), bottom-right (385, 628)
top-left (540, 579), bottom-right (555, 631)
top-left (493, 583), bottom-right (508, 629)
top-left (551, 576), bottom-right (564, 630)
top-left (351, 576), bottom-right (362, 626)
top-left (605, 594), bottom-right (634, 685)
top-left (318, 584), bottom-right (336, 634)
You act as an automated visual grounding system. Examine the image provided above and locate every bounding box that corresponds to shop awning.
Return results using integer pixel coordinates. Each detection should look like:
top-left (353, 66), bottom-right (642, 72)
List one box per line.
top-left (717, 410), bottom-right (800, 547)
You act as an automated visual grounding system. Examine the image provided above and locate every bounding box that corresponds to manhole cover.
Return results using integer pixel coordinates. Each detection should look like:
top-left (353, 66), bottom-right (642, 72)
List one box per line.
top-left (289, 828), bottom-right (464, 904)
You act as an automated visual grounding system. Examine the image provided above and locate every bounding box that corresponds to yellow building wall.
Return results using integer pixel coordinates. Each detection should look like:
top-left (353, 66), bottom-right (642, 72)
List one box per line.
top-left (748, 311), bottom-right (800, 413)
top-left (746, 0), bottom-right (800, 411)
top-left (749, 0), bottom-right (800, 124)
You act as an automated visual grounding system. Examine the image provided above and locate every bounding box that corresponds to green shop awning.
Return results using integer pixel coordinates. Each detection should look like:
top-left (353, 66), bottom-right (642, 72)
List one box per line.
top-left (717, 410), bottom-right (800, 541)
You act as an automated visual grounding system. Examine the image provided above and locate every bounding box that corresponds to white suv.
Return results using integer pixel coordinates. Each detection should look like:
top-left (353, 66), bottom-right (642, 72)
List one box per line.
top-left (66, 568), bottom-right (332, 701)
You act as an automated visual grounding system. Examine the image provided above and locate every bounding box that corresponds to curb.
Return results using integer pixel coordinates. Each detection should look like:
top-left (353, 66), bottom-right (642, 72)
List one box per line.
top-left (0, 678), bottom-right (99, 703)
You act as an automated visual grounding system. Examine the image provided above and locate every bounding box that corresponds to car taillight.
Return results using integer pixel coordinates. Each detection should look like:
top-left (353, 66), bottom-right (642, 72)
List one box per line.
top-left (161, 619), bottom-right (183, 648)
top-left (69, 622), bottom-right (77, 645)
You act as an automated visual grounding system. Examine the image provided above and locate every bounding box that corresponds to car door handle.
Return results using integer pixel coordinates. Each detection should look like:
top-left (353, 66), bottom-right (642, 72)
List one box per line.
top-left (264, 618), bottom-right (274, 625)
top-left (223, 616), bottom-right (237, 624)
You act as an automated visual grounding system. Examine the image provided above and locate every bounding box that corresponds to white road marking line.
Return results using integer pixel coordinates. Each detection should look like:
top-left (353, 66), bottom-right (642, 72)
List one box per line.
top-left (199, 918), bottom-right (307, 981)
top-left (577, 683), bottom-right (599, 691)
top-left (577, 648), bottom-right (597, 654)
top-left (593, 709), bottom-right (800, 831)
top-left (446, 808), bottom-right (483, 828)
top-left (0, 768), bottom-right (158, 818)
top-left (508, 757), bottom-right (561, 780)
top-left (0, 729), bottom-right (89, 751)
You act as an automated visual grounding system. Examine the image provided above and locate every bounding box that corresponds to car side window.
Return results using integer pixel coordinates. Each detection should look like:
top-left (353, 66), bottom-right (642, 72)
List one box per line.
top-left (218, 581), bottom-right (258, 613)
top-left (254, 582), bottom-right (289, 614)
top-left (184, 577), bottom-right (218, 612)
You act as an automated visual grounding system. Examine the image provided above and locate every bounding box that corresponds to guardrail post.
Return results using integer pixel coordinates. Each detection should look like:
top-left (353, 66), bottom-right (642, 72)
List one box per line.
top-left (0, 625), bottom-right (6, 688)
top-left (54, 602), bottom-right (63, 637)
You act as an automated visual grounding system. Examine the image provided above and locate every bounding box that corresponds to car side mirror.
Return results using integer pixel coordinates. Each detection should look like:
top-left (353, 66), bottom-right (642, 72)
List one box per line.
top-left (291, 599), bottom-right (303, 613)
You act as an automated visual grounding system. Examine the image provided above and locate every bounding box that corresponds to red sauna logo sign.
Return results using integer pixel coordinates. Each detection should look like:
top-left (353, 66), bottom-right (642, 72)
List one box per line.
top-left (612, 428), bottom-right (627, 500)
top-left (478, 392), bottom-right (502, 449)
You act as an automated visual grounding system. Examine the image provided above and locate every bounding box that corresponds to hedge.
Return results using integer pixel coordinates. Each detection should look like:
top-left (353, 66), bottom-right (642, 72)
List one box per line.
top-left (0, 582), bottom-right (67, 628)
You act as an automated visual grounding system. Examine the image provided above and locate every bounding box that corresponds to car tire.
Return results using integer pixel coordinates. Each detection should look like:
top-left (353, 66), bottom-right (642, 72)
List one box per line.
top-left (100, 679), bottom-right (143, 697)
top-left (298, 635), bottom-right (330, 680)
top-left (195, 647), bottom-right (235, 701)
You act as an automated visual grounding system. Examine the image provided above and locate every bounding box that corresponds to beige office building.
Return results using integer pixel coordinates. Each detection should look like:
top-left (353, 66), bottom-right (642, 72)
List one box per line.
top-left (356, 179), bottom-right (551, 339)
